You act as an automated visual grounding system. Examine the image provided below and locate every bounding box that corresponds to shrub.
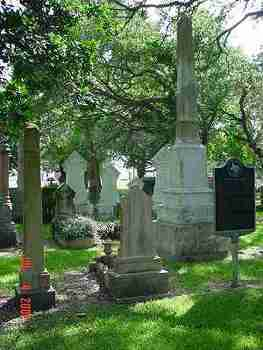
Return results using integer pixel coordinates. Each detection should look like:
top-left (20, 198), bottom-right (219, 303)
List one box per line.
top-left (53, 216), bottom-right (94, 241)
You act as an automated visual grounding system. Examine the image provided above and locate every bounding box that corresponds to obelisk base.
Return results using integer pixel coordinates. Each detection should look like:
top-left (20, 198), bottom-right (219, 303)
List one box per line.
top-left (153, 221), bottom-right (228, 261)
top-left (154, 142), bottom-right (229, 261)
top-left (105, 256), bottom-right (169, 301)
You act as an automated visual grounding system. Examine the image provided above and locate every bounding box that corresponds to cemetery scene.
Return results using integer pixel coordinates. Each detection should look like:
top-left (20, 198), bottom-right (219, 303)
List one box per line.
top-left (1, 1), bottom-right (263, 349)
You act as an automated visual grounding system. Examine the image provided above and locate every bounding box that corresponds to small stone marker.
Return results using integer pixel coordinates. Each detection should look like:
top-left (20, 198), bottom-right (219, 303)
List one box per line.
top-left (98, 162), bottom-right (120, 217)
top-left (215, 158), bottom-right (255, 287)
top-left (54, 183), bottom-right (76, 220)
top-left (106, 180), bottom-right (169, 300)
top-left (16, 124), bottom-right (55, 312)
top-left (63, 151), bottom-right (90, 215)
top-left (0, 137), bottom-right (17, 248)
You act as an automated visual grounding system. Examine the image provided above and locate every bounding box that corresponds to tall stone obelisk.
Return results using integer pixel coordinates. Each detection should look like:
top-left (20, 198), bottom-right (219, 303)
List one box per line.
top-left (153, 15), bottom-right (228, 260)
top-left (16, 124), bottom-right (55, 311)
top-left (0, 135), bottom-right (17, 248)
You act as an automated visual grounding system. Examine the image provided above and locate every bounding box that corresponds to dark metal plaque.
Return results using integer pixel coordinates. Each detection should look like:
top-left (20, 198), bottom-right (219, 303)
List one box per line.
top-left (215, 159), bottom-right (255, 236)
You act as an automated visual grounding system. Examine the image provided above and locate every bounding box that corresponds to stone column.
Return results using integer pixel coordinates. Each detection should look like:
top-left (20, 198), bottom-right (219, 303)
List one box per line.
top-left (0, 137), bottom-right (17, 248)
top-left (16, 135), bottom-right (24, 224)
top-left (16, 124), bottom-right (55, 311)
top-left (153, 15), bottom-right (228, 260)
top-left (176, 15), bottom-right (199, 143)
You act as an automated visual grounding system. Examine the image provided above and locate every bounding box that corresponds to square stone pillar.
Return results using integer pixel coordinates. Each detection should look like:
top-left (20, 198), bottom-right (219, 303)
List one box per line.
top-left (16, 124), bottom-right (55, 312)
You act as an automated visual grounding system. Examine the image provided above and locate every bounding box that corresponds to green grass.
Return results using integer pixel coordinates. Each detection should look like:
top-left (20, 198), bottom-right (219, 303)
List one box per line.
top-left (0, 247), bottom-right (97, 296)
top-left (240, 224), bottom-right (263, 249)
top-left (0, 224), bottom-right (97, 295)
top-left (1, 289), bottom-right (263, 350)
top-left (165, 224), bottom-right (263, 293)
top-left (167, 258), bottom-right (263, 292)
top-left (256, 210), bottom-right (263, 217)
top-left (1, 224), bottom-right (263, 349)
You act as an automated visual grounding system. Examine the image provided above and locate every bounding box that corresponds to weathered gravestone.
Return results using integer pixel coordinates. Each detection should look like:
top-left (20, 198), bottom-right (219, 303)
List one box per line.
top-left (105, 180), bottom-right (169, 300)
top-left (63, 154), bottom-right (119, 217)
top-left (98, 162), bottom-right (120, 217)
top-left (54, 183), bottom-right (76, 220)
top-left (63, 151), bottom-right (91, 216)
top-left (152, 15), bottom-right (228, 260)
top-left (0, 136), bottom-right (17, 248)
top-left (215, 158), bottom-right (255, 287)
top-left (16, 124), bottom-right (55, 312)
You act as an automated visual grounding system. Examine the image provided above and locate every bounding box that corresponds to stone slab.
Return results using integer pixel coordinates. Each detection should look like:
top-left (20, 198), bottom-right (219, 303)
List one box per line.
top-left (114, 256), bottom-right (162, 274)
top-left (119, 184), bottom-right (155, 257)
top-left (105, 269), bottom-right (169, 299)
top-left (15, 287), bottom-right (56, 312)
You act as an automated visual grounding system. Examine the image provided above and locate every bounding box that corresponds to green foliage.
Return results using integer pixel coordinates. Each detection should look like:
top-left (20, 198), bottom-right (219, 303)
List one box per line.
top-left (53, 216), bottom-right (94, 241)
top-left (1, 2), bottom-right (262, 173)
top-left (207, 128), bottom-right (256, 166)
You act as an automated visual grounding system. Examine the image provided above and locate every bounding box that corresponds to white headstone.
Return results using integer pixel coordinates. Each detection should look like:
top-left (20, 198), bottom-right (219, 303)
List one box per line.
top-left (98, 162), bottom-right (120, 216)
top-left (152, 145), bottom-right (173, 213)
top-left (63, 151), bottom-right (90, 215)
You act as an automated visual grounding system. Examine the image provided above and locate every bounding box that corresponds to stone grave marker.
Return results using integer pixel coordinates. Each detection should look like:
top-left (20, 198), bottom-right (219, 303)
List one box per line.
top-left (0, 136), bottom-right (17, 248)
top-left (106, 179), bottom-right (169, 300)
top-left (63, 151), bottom-right (91, 215)
top-left (98, 162), bottom-right (120, 217)
top-left (16, 124), bottom-right (55, 312)
top-left (152, 15), bottom-right (228, 261)
top-left (54, 183), bottom-right (76, 220)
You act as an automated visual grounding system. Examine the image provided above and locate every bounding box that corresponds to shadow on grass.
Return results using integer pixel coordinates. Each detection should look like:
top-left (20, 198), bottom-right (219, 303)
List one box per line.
top-left (2, 289), bottom-right (263, 350)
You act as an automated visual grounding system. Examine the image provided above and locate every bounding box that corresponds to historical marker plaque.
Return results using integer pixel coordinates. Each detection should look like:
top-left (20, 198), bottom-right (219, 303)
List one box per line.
top-left (215, 159), bottom-right (255, 236)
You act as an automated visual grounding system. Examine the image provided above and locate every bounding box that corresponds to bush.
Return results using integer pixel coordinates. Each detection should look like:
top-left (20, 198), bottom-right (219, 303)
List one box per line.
top-left (53, 216), bottom-right (94, 241)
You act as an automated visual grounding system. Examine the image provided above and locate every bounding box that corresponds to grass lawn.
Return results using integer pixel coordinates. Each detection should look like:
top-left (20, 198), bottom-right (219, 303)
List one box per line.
top-left (0, 224), bottom-right (97, 296)
top-left (1, 290), bottom-right (263, 350)
top-left (1, 224), bottom-right (263, 349)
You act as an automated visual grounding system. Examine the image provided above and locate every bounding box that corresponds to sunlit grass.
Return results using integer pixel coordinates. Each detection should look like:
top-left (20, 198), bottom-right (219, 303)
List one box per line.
top-left (0, 256), bottom-right (20, 295)
top-left (167, 258), bottom-right (263, 292)
top-left (0, 247), bottom-right (97, 296)
top-left (240, 224), bottom-right (263, 249)
top-left (1, 223), bottom-right (263, 349)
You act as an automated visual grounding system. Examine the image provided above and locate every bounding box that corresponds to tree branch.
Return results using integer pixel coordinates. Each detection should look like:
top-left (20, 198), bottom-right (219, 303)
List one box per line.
top-left (110, 0), bottom-right (201, 10)
top-left (239, 87), bottom-right (263, 159)
top-left (217, 9), bottom-right (263, 51)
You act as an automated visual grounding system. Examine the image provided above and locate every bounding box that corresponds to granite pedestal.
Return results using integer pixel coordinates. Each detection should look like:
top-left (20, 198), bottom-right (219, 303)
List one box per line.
top-left (105, 256), bottom-right (169, 300)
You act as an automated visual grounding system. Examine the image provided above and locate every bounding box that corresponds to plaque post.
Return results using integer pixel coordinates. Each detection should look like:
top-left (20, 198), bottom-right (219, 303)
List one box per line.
top-left (230, 235), bottom-right (240, 288)
top-left (214, 158), bottom-right (256, 288)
